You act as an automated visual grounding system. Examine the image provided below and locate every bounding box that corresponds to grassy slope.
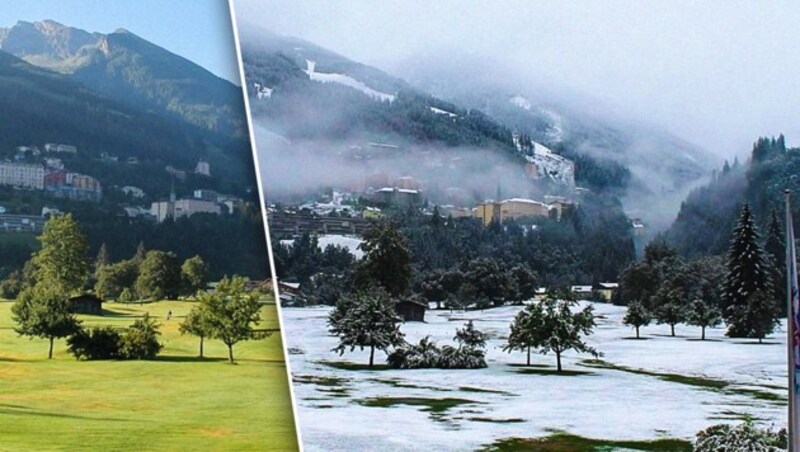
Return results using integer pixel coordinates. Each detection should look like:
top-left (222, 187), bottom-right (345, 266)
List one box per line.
top-left (0, 300), bottom-right (298, 451)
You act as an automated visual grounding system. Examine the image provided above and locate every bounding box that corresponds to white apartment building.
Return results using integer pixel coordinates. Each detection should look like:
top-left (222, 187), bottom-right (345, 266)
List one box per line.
top-left (0, 162), bottom-right (45, 190)
top-left (150, 198), bottom-right (221, 223)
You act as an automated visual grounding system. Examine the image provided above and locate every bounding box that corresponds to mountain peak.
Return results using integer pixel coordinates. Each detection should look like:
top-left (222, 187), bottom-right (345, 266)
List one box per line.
top-left (112, 27), bottom-right (131, 35)
top-left (0, 19), bottom-right (99, 61)
top-left (37, 19), bottom-right (69, 30)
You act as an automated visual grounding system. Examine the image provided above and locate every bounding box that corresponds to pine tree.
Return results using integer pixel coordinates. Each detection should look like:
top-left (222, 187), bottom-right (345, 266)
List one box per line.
top-left (454, 320), bottom-right (486, 349)
top-left (353, 219), bottom-right (413, 296)
top-left (94, 243), bottom-right (110, 274)
top-left (745, 290), bottom-right (780, 343)
top-left (132, 241), bottom-right (147, 264)
top-left (685, 299), bottom-right (722, 340)
top-left (722, 204), bottom-right (772, 337)
top-left (623, 301), bottom-right (651, 339)
top-left (763, 209), bottom-right (785, 315)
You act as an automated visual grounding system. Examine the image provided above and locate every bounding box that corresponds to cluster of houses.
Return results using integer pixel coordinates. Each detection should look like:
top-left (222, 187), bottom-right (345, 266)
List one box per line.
top-left (2, 143), bottom-right (242, 226)
top-left (1, 144), bottom-right (103, 201)
top-left (288, 170), bottom-right (577, 228)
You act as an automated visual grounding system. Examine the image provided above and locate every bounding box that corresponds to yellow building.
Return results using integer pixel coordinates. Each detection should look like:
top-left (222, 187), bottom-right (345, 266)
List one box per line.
top-left (362, 206), bottom-right (383, 219)
top-left (596, 282), bottom-right (619, 301)
top-left (474, 198), bottom-right (552, 226)
top-left (474, 201), bottom-right (500, 226)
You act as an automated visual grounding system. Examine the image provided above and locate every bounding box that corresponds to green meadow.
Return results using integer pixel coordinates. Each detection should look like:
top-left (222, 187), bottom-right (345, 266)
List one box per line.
top-left (0, 300), bottom-right (298, 451)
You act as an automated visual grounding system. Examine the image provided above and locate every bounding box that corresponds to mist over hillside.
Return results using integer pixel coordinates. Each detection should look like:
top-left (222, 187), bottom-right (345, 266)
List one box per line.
top-left (396, 53), bottom-right (719, 232)
top-left (241, 24), bottom-right (717, 235)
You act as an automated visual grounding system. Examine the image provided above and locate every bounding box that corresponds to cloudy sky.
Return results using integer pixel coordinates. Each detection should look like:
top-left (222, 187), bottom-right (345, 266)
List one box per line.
top-left (236, 0), bottom-right (800, 158)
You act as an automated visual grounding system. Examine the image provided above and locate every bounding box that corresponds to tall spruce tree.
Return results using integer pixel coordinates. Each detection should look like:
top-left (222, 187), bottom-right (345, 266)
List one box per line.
top-left (94, 243), bottom-right (110, 273)
top-left (353, 219), bottom-right (413, 296)
top-left (763, 209), bottom-right (786, 315)
top-left (722, 204), bottom-right (772, 337)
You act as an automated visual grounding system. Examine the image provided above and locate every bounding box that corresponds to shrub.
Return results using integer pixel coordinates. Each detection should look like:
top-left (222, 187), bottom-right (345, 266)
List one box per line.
top-left (694, 419), bottom-right (786, 451)
top-left (387, 336), bottom-right (441, 369)
top-left (439, 345), bottom-right (487, 369)
top-left (387, 322), bottom-right (488, 369)
top-left (119, 313), bottom-right (163, 359)
top-left (67, 327), bottom-right (122, 360)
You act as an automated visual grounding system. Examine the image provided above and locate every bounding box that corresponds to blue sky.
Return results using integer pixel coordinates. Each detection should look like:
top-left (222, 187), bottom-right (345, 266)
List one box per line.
top-left (0, 0), bottom-right (240, 84)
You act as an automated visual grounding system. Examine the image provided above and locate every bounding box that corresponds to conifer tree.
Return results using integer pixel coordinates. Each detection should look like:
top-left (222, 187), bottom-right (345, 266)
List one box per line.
top-left (353, 219), bottom-right (413, 296)
top-left (94, 243), bottom-right (110, 274)
top-left (763, 209), bottom-right (785, 314)
top-left (745, 290), bottom-right (780, 344)
top-left (722, 204), bottom-right (772, 337)
top-left (454, 320), bottom-right (486, 350)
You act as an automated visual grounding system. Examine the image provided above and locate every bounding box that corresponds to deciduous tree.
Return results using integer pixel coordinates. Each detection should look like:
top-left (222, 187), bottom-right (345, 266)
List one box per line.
top-left (181, 255), bottom-right (209, 296)
top-left (135, 251), bottom-right (181, 300)
top-left (328, 286), bottom-right (405, 367)
top-left (505, 288), bottom-right (600, 371)
top-left (12, 285), bottom-right (81, 359)
top-left (180, 303), bottom-right (213, 358)
top-left (686, 299), bottom-right (722, 340)
top-left (31, 214), bottom-right (90, 295)
top-left (199, 276), bottom-right (266, 363)
top-left (623, 301), bottom-right (651, 339)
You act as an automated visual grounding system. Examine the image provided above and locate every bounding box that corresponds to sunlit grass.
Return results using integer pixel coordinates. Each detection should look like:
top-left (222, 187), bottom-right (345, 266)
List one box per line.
top-left (0, 300), bottom-right (298, 451)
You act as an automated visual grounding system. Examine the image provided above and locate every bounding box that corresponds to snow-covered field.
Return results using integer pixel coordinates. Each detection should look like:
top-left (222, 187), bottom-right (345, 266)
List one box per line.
top-left (284, 302), bottom-right (788, 451)
top-left (280, 234), bottom-right (364, 259)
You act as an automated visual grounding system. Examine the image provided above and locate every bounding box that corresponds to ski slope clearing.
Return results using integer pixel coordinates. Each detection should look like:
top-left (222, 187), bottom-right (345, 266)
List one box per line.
top-left (284, 302), bottom-right (787, 451)
top-left (305, 60), bottom-right (395, 103)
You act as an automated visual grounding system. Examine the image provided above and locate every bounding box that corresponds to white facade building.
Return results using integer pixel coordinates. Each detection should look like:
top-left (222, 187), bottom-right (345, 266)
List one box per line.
top-left (44, 143), bottom-right (77, 154)
top-left (0, 162), bottom-right (45, 189)
top-left (195, 160), bottom-right (211, 176)
top-left (150, 198), bottom-right (221, 223)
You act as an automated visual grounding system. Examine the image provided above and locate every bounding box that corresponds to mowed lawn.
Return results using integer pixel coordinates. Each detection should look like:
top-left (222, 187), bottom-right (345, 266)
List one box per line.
top-left (0, 300), bottom-right (298, 451)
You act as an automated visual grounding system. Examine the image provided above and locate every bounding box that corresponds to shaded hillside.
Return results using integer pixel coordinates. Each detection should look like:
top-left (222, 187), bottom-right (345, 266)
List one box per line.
top-left (666, 136), bottom-right (796, 257)
top-left (0, 20), bottom-right (246, 139)
top-left (0, 50), bottom-right (254, 197)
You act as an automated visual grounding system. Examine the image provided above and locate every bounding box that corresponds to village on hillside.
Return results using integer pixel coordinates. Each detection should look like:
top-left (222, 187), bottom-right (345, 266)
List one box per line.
top-left (0, 143), bottom-right (247, 231)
